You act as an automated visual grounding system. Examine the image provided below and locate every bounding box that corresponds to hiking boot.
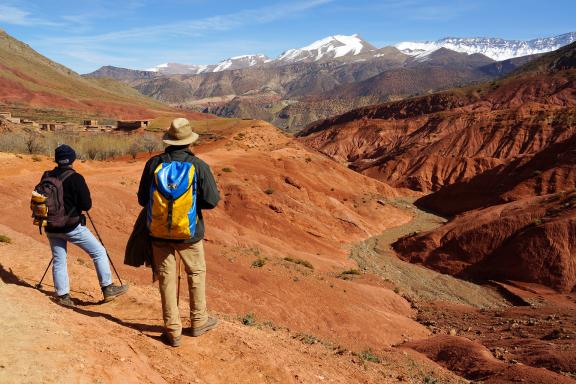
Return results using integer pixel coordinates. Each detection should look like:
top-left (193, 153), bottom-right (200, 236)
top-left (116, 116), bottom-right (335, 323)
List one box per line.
top-left (54, 294), bottom-right (75, 308)
top-left (189, 316), bottom-right (219, 337)
top-left (102, 284), bottom-right (129, 302)
top-left (161, 332), bottom-right (182, 347)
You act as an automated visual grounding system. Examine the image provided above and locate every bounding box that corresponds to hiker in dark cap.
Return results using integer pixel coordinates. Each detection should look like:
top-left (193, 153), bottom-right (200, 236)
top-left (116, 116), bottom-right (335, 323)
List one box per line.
top-left (41, 144), bottom-right (128, 307)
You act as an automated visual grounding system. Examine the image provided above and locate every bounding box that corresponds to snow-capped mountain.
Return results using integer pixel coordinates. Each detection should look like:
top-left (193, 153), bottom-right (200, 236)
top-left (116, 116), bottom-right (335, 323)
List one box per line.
top-left (212, 54), bottom-right (271, 72)
top-left (146, 63), bottom-right (210, 75)
top-left (396, 32), bottom-right (576, 61)
top-left (146, 54), bottom-right (270, 75)
top-left (143, 35), bottom-right (375, 75)
top-left (276, 34), bottom-right (376, 63)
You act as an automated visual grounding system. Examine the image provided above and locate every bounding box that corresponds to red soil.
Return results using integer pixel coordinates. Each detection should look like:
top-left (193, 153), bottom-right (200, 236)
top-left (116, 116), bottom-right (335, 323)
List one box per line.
top-left (410, 282), bottom-right (576, 383)
top-left (0, 223), bottom-right (461, 384)
top-left (411, 288), bottom-right (576, 380)
top-left (394, 192), bottom-right (576, 292)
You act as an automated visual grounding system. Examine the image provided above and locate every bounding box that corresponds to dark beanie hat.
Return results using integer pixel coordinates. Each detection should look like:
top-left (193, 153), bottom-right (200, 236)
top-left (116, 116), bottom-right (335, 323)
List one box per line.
top-left (55, 144), bottom-right (76, 166)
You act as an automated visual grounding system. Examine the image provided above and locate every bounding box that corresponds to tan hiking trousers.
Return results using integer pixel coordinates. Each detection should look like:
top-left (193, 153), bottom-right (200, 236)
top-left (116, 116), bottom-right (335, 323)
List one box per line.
top-left (152, 240), bottom-right (209, 337)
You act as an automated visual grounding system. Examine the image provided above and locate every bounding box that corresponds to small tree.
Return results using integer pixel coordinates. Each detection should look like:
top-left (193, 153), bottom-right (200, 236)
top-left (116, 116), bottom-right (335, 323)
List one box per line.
top-left (85, 146), bottom-right (99, 160)
top-left (140, 134), bottom-right (160, 156)
top-left (25, 133), bottom-right (42, 154)
top-left (128, 141), bottom-right (140, 160)
top-left (103, 147), bottom-right (120, 160)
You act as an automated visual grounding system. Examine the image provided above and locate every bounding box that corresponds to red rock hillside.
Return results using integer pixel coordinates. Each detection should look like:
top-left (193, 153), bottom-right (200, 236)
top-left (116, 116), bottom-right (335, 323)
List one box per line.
top-left (416, 131), bottom-right (576, 216)
top-left (0, 29), bottom-right (208, 120)
top-left (299, 42), bottom-right (576, 193)
top-left (394, 130), bottom-right (576, 292)
top-left (394, 192), bottom-right (576, 292)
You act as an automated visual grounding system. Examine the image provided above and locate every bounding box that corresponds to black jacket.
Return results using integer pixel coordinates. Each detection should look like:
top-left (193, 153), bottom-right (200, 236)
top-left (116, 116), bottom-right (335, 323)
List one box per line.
top-left (45, 166), bottom-right (91, 233)
top-left (137, 146), bottom-right (220, 243)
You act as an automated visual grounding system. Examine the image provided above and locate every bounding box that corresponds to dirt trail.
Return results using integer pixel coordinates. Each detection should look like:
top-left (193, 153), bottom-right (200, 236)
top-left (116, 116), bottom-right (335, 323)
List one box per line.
top-left (349, 197), bottom-right (507, 308)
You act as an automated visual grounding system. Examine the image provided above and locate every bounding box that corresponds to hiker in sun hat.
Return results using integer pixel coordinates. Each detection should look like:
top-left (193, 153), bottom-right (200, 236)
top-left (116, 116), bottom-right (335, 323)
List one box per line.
top-left (137, 118), bottom-right (220, 347)
top-left (38, 144), bottom-right (128, 307)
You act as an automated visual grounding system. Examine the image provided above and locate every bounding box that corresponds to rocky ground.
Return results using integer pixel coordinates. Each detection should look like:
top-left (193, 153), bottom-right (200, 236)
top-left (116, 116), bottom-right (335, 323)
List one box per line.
top-left (407, 286), bottom-right (576, 383)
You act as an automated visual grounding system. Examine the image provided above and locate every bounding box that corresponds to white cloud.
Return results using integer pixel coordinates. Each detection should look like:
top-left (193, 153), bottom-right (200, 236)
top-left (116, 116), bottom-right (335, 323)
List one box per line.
top-left (0, 4), bottom-right (62, 26)
top-left (40, 0), bottom-right (333, 44)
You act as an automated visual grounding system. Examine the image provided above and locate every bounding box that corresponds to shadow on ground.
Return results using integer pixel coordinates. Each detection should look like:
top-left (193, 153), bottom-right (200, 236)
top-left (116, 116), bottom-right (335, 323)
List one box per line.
top-left (0, 263), bottom-right (164, 335)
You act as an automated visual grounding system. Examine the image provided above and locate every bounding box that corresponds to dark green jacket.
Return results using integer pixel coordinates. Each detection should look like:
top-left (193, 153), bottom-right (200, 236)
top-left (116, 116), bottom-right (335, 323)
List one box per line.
top-left (136, 146), bottom-right (220, 244)
top-left (124, 208), bottom-right (152, 268)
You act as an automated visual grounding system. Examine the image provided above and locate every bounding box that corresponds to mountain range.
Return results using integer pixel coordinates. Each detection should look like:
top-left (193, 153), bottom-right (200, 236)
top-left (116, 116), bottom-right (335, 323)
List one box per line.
top-left (397, 32), bottom-right (576, 61)
top-left (144, 35), bottom-right (377, 75)
top-left (136, 32), bottom-right (575, 75)
top-left (85, 31), bottom-right (575, 132)
top-left (147, 54), bottom-right (271, 75)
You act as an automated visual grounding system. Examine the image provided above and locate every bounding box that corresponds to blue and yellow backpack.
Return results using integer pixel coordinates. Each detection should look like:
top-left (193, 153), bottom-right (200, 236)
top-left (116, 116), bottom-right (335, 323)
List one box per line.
top-left (147, 153), bottom-right (197, 240)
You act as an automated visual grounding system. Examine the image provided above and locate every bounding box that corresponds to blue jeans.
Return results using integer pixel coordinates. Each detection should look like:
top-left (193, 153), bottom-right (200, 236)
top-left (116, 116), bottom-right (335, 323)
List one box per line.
top-left (47, 224), bottom-right (112, 296)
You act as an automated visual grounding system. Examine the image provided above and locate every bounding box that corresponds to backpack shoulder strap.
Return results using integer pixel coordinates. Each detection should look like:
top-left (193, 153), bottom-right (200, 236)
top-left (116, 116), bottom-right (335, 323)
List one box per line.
top-left (41, 168), bottom-right (56, 180)
top-left (183, 151), bottom-right (196, 164)
top-left (42, 168), bottom-right (75, 182)
top-left (59, 169), bottom-right (76, 183)
top-left (160, 152), bottom-right (172, 164)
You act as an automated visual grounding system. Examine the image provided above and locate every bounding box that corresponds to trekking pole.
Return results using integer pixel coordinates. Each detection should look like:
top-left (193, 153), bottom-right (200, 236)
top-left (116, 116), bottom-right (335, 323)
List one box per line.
top-left (36, 257), bottom-right (54, 289)
top-left (86, 211), bottom-right (124, 285)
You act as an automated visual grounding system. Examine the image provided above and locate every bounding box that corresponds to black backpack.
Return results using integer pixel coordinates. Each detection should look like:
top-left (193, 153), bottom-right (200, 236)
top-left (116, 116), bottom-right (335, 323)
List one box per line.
top-left (31, 169), bottom-right (75, 233)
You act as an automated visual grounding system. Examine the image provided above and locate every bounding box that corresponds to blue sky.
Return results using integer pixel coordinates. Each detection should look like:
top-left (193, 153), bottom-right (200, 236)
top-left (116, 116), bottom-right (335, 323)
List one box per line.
top-left (1, 0), bottom-right (574, 73)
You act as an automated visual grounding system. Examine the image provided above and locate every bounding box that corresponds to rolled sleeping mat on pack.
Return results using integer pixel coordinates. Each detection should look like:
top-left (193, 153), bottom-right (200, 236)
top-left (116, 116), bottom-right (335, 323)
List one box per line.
top-left (31, 190), bottom-right (48, 227)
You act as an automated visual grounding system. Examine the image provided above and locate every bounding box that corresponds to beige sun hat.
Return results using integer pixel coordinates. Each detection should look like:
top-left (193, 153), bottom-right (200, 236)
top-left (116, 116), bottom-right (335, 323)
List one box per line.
top-left (162, 118), bottom-right (200, 146)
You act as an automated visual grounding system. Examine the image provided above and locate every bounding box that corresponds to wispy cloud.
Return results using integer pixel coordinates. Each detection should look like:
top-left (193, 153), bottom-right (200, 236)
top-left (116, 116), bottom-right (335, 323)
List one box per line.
top-left (58, 48), bottom-right (143, 68)
top-left (42, 0), bottom-right (333, 45)
top-left (0, 4), bottom-right (62, 26)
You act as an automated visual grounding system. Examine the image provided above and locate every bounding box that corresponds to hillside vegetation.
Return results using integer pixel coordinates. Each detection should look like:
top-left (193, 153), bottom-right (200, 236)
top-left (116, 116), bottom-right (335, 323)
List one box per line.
top-left (0, 29), bottom-right (206, 121)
